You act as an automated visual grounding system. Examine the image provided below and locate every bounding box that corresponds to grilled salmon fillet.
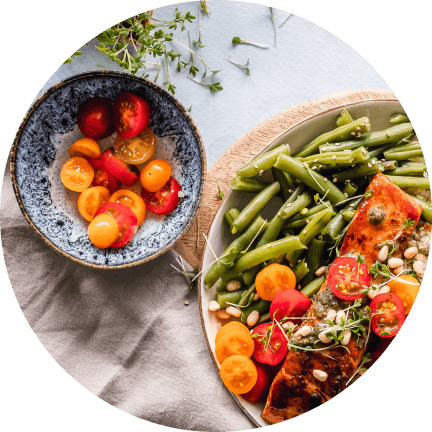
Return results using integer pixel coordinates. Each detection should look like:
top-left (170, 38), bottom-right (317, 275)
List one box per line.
top-left (261, 173), bottom-right (422, 424)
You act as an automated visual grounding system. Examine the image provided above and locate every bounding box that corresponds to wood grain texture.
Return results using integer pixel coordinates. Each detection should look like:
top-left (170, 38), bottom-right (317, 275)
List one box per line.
top-left (173, 89), bottom-right (397, 266)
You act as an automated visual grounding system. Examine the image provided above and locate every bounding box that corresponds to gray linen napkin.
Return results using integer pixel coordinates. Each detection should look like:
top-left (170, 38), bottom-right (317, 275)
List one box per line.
top-left (1, 163), bottom-right (254, 431)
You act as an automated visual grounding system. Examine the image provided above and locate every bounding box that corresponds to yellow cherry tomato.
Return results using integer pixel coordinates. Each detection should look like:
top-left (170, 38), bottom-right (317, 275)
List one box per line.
top-left (220, 355), bottom-right (258, 394)
top-left (140, 159), bottom-right (172, 192)
top-left (88, 213), bottom-right (119, 249)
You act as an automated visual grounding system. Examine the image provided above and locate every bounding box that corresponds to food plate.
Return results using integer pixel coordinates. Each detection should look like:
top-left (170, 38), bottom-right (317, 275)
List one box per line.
top-left (199, 99), bottom-right (406, 426)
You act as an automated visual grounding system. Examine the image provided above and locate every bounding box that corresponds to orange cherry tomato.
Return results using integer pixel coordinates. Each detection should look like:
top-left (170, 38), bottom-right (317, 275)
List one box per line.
top-left (113, 127), bottom-right (155, 165)
top-left (255, 264), bottom-right (296, 301)
top-left (77, 186), bottom-right (111, 222)
top-left (60, 157), bottom-right (94, 192)
top-left (140, 159), bottom-right (172, 192)
top-left (109, 189), bottom-right (146, 226)
top-left (215, 329), bottom-right (254, 364)
top-left (88, 213), bottom-right (120, 249)
top-left (387, 275), bottom-right (421, 315)
top-left (220, 355), bottom-right (258, 394)
top-left (215, 322), bottom-right (250, 344)
top-left (68, 138), bottom-right (101, 159)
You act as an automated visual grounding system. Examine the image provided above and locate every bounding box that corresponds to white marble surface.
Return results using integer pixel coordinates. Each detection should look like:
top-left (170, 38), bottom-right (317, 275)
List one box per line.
top-left (41, 0), bottom-right (388, 168)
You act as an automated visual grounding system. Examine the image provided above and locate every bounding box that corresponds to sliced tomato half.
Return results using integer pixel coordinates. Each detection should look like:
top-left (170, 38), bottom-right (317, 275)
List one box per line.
top-left (88, 157), bottom-right (118, 194)
top-left (99, 147), bottom-right (139, 187)
top-left (252, 323), bottom-right (288, 366)
top-left (328, 256), bottom-right (369, 300)
top-left (141, 176), bottom-right (182, 215)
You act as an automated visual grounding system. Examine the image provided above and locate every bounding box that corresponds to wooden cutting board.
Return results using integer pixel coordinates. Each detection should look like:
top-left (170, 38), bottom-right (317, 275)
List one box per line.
top-left (173, 89), bottom-right (397, 268)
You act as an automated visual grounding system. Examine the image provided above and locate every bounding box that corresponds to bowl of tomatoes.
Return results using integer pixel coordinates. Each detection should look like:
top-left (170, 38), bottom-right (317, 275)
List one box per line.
top-left (10, 71), bottom-right (206, 268)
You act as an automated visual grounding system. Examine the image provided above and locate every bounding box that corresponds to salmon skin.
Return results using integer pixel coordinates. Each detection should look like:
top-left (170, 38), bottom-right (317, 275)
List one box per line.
top-left (261, 173), bottom-right (422, 424)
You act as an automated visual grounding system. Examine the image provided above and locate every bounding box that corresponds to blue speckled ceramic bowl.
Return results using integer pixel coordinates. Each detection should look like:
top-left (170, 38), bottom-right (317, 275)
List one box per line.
top-left (10, 71), bottom-right (206, 269)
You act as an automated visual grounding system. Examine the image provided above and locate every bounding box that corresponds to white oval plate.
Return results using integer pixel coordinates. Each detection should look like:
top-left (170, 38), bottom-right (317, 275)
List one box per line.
top-left (199, 100), bottom-right (404, 427)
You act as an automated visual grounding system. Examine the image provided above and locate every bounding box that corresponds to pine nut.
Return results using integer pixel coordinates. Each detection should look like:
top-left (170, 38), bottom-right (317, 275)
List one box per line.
top-left (388, 257), bottom-right (404, 268)
top-left (315, 266), bottom-right (326, 276)
top-left (226, 280), bottom-right (242, 291)
top-left (378, 245), bottom-right (389, 262)
top-left (253, 293), bottom-right (260, 301)
top-left (326, 309), bottom-right (337, 321)
top-left (341, 330), bottom-right (351, 345)
top-left (247, 310), bottom-right (260, 327)
top-left (313, 369), bottom-right (328, 382)
top-left (367, 287), bottom-right (380, 300)
top-left (379, 285), bottom-right (391, 294)
top-left (294, 325), bottom-right (312, 338)
top-left (318, 331), bottom-right (332, 343)
top-left (208, 300), bottom-right (221, 312)
top-left (335, 310), bottom-right (345, 324)
top-left (413, 260), bottom-right (424, 275)
top-left (216, 309), bottom-right (230, 319)
top-left (226, 306), bottom-right (242, 317)
top-left (282, 321), bottom-right (295, 330)
top-left (404, 247), bottom-right (418, 259)
top-left (394, 265), bottom-right (404, 275)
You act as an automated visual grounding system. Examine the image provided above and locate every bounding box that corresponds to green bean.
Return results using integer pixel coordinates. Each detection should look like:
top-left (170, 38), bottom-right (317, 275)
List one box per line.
top-left (286, 208), bottom-right (335, 265)
top-left (311, 147), bottom-right (371, 171)
top-left (237, 144), bottom-right (291, 178)
top-left (383, 160), bottom-right (398, 170)
top-left (342, 181), bottom-right (359, 198)
top-left (341, 209), bottom-right (355, 223)
top-left (278, 191), bottom-right (314, 220)
top-left (300, 238), bottom-right (327, 287)
top-left (385, 165), bottom-right (427, 177)
top-left (224, 208), bottom-right (240, 230)
top-left (229, 177), bottom-right (270, 193)
top-left (293, 258), bottom-right (309, 283)
top-left (216, 290), bottom-right (247, 308)
top-left (390, 113), bottom-right (409, 125)
top-left (385, 175), bottom-right (430, 189)
top-left (283, 201), bottom-right (333, 229)
top-left (271, 167), bottom-right (295, 200)
top-left (231, 182), bottom-right (280, 235)
top-left (238, 283), bottom-right (257, 306)
top-left (294, 117), bottom-right (371, 158)
top-left (215, 279), bottom-right (228, 293)
top-left (274, 155), bottom-right (346, 205)
top-left (399, 160), bottom-right (428, 167)
top-left (204, 216), bottom-right (268, 288)
top-left (243, 266), bottom-right (260, 286)
top-left (256, 312), bottom-right (271, 325)
top-left (300, 275), bottom-right (326, 298)
top-left (319, 123), bottom-right (414, 153)
top-left (240, 299), bottom-right (271, 324)
top-left (332, 158), bottom-right (384, 182)
top-left (221, 236), bottom-right (306, 282)
top-left (409, 194), bottom-right (432, 223)
top-left (299, 152), bottom-right (354, 165)
top-left (336, 108), bottom-right (354, 127)
top-left (321, 214), bottom-right (346, 244)
top-left (384, 141), bottom-right (423, 161)
top-left (367, 142), bottom-right (397, 159)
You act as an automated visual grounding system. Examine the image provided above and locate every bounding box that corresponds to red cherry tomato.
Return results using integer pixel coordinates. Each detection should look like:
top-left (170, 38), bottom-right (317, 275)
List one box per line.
top-left (99, 148), bottom-right (139, 187)
top-left (88, 157), bottom-right (118, 194)
top-left (269, 289), bottom-right (311, 324)
top-left (370, 292), bottom-right (405, 338)
top-left (141, 176), bottom-right (182, 215)
top-left (77, 96), bottom-right (114, 140)
top-left (113, 92), bottom-right (151, 139)
top-left (94, 202), bottom-right (138, 248)
top-left (328, 256), bottom-right (369, 300)
top-left (252, 323), bottom-right (288, 366)
top-left (241, 360), bottom-right (273, 404)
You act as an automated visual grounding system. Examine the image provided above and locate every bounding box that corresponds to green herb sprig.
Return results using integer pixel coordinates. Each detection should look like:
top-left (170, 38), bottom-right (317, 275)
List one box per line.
top-left (232, 36), bottom-right (269, 49)
top-left (227, 58), bottom-right (250, 75)
top-left (187, 76), bottom-right (223, 93)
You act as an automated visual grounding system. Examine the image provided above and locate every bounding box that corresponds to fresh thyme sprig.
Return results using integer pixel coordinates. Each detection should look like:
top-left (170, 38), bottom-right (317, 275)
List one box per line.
top-left (232, 37), bottom-right (269, 49)
top-left (227, 58), bottom-right (250, 75)
top-left (187, 76), bottom-right (223, 93)
top-left (269, 7), bottom-right (276, 46)
top-left (335, 190), bottom-right (374, 207)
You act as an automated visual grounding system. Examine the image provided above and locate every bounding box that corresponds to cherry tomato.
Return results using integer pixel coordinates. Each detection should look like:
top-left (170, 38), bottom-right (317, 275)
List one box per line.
top-left (255, 264), bottom-right (296, 301)
top-left (88, 213), bottom-right (119, 249)
top-left (77, 186), bottom-right (110, 222)
top-left (215, 329), bottom-right (254, 364)
top-left (109, 189), bottom-right (146, 226)
top-left (215, 321), bottom-right (250, 344)
top-left (370, 293), bottom-right (404, 316)
top-left (269, 289), bottom-right (311, 324)
top-left (371, 293), bottom-right (405, 338)
top-left (141, 176), bottom-right (182, 215)
top-left (241, 359), bottom-right (273, 403)
top-left (94, 202), bottom-right (138, 248)
top-left (252, 323), bottom-right (288, 365)
top-left (220, 355), bottom-right (258, 395)
top-left (77, 96), bottom-right (114, 140)
top-left (112, 92), bottom-right (151, 139)
top-left (328, 256), bottom-right (369, 300)
top-left (60, 157), bottom-right (94, 192)
top-left (99, 147), bottom-right (139, 187)
top-left (68, 138), bottom-right (101, 159)
top-left (88, 158), bottom-right (118, 194)
top-left (113, 127), bottom-right (155, 165)
top-left (140, 159), bottom-right (172, 192)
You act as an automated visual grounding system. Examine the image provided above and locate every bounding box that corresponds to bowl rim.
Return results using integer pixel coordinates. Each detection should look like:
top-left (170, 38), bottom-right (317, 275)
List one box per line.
top-left (10, 70), bottom-right (207, 269)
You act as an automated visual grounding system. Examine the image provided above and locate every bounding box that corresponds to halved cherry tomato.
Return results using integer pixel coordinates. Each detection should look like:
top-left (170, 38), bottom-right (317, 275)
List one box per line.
top-left (60, 157), bottom-right (94, 192)
top-left (220, 355), bottom-right (258, 395)
top-left (255, 264), bottom-right (296, 301)
top-left (141, 176), bottom-right (182, 215)
top-left (371, 293), bottom-right (405, 338)
top-left (100, 147), bottom-right (139, 187)
top-left (242, 359), bottom-right (273, 403)
top-left (328, 256), bottom-right (369, 300)
top-left (78, 186), bottom-right (111, 221)
top-left (113, 92), bottom-right (151, 139)
top-left (215, 321), bottom-right (250, 344)
top-left (68, 138), bottom-right (101, 159)
top-left (109, 189), bottom-right (146, 226)
top-left (387, 275), bottom-right (421, 315)
top-left (77, 96), bottom-right (114, 140)
top-left (88, 213), bottom-right (119, 249)
top-left (94, 202), bottom-right (138, 248)
top-left (140, 159), bottom-right (172, 192)
top-left (215, 329), bottom-right (254, 364)
top-left (269, 289), bottom-right (311, 324)
top-left (114, 127), bottom-right (155, 165)
top-left (88, 158), bottom-right (118, 194)
top-left (252, 323), bottom-right (288, 365)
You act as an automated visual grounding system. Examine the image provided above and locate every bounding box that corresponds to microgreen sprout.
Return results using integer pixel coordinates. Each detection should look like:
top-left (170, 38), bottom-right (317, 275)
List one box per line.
top-left (193, 7), bottom-right (205, 48)
top-left (170, 256), bottom-right (199, 290)
top-left (335, 190), bottom-right (374, 207)
top-left (227, 58), bottom-right (250, 75)
top-left (269, 7), bottom-right (277, 46)
top-left (313, 190), bottom-right (332, 210)
top-left (383, 218), bottom-right (416, 255)
top-left (188, 32), bottom-right (199, 77)
top-left (232, 37), bottom-right (269, 49)
top-left (64, 51), bottom-right (82, 64)
top-left (346, 353), bottom-right (372, 386)
top-left (279, 13), bottom-right (293, 28)
top-left (187, 76), bottom-right (223, 93)
top-left (370, 262), bottom-right (392, 279)
top-left (200, 0), bottom-right (211, 16)
top-left (162, 55), bottom-right (176, 94)
top-left (216, 183), bottom-right (225, 200)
